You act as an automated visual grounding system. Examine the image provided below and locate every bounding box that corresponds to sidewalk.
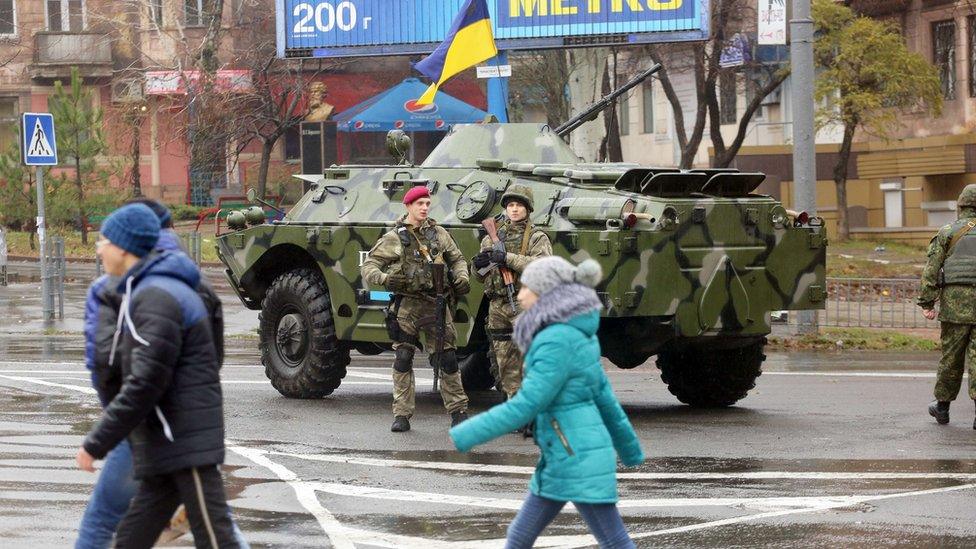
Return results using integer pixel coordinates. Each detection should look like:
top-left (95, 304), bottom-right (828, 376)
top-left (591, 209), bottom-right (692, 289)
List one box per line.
top-left (0, 259), bottom-right (257, 336)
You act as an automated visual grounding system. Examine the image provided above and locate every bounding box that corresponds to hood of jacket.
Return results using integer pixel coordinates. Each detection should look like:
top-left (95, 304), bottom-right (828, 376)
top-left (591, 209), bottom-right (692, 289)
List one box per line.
top-left (155, 229), bottom-right (183, 253)
top-left (119, 249), bottom-right (200, 294)
top-left (514, 283), bottom-right (602, 353)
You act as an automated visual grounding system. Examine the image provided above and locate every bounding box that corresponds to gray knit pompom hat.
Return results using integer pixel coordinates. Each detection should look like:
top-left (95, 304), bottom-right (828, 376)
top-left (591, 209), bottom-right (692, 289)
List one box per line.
top-left (521, 257), bottom-right (602, 295)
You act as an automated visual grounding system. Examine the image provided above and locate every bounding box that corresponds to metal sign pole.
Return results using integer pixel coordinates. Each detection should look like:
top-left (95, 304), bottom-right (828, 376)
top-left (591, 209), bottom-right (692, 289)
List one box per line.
top-left (36, 166), bottom-right (51, 321)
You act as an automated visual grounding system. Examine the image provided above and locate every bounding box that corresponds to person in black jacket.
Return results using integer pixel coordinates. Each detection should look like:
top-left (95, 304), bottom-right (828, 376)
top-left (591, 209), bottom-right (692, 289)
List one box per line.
top-left (77, 200), bottom-right (245, 548)
top-left (76, 203), bottom-right (241, 548)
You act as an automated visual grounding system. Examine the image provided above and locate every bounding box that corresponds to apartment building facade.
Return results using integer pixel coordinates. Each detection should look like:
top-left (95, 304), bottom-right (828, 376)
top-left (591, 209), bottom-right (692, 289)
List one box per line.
top-left (611, 0), bottom-right (976, 243)
top-left (0, 1), bottom-right (485, 206)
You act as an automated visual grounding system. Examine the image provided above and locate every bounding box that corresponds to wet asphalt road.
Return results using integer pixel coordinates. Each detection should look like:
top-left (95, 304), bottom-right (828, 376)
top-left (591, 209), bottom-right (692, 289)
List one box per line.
top-left (2, 266), bottom-right (976, 547)
top-left (0, 338), bottom-right (974, 548)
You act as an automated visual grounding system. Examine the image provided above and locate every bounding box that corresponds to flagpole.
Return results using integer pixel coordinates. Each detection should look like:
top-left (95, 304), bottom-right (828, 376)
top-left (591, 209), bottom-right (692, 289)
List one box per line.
top-left (486, 51), bottom-right (509, 122)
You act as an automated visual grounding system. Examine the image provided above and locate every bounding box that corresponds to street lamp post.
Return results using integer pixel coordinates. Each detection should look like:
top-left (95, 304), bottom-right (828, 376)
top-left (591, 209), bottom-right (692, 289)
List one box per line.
top-left (791, 0), bottom-right (819, 334)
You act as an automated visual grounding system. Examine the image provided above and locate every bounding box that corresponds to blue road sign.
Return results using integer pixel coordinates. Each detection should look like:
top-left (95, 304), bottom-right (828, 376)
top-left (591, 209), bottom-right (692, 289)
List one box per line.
top-left (22, 113), bottom-right (58, 166)
top-left (278, 0), bottom-right (710, 58)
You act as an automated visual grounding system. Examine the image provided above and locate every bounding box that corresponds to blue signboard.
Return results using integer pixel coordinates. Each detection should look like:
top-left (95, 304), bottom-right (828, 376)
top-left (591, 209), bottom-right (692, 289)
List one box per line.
top-left (278, 0), bottom-right (710, 58)
top-left (21, 113), bottom-right (57, 166)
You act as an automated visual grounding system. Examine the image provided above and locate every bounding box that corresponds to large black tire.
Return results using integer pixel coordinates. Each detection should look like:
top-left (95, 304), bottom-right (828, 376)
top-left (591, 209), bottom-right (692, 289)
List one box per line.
top-left (459, 345), bottom-right (495, 392)
top-left (655, 338), bottom-right (766, 408)
top-left (259, 268), bottom-right (350, 398)
top-left (604, 347), bottom-right (652, 369)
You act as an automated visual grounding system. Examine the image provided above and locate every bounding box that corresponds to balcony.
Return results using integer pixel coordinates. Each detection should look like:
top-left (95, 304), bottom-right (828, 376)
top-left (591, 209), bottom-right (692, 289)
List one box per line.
top-left (30, 32), bottom-right (113, 80)
top-left (846, 0), bottom-right (911, 17)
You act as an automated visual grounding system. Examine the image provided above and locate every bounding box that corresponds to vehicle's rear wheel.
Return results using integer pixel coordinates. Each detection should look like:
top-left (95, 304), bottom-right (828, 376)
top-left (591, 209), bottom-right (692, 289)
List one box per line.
top-left (655, 338), bottom-right (766, 407)
top-left (604, 347), bottom-right (652, 369)
top-left (259, 268), bottom-right (350, 398)
top-left (459, 343), bottom-right (495, 392)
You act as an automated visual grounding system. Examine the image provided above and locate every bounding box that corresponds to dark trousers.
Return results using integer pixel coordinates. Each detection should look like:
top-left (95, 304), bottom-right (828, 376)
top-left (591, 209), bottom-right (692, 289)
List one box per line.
top-left (114, 465), bottom-right (240, 549)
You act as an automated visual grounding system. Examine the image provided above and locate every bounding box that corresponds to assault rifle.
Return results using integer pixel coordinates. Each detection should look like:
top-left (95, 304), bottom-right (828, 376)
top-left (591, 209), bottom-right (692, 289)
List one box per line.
top-left (430, 263), bottom-right (447, 391)
top-left (554, 63), bottom-right (662, 137)
top-left (480, 218), bottom-right (518, 313)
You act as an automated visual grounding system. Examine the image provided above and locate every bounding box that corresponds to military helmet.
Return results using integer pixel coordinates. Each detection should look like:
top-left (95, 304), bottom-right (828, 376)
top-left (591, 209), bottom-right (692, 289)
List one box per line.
top-left (958, 184), bottom-right (976, 208)
top-left (501, 184), bottom-right (535, 212)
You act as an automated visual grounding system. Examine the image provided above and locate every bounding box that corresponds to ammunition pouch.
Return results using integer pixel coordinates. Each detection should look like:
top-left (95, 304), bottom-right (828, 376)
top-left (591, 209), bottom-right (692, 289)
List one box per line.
top-left (384, 297), bottom-right (422, 348)
top-left (383, 298), bottom-right (402, 341)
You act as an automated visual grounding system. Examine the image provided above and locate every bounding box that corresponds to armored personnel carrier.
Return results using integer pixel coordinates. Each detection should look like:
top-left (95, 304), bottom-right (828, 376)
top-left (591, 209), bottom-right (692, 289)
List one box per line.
top-left (216, 73), bottom-right (826, 408)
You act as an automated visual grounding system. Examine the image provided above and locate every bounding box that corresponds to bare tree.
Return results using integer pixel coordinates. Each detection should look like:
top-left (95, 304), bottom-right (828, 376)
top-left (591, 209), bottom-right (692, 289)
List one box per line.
top-left (644, 0), bottom-right (789, 168)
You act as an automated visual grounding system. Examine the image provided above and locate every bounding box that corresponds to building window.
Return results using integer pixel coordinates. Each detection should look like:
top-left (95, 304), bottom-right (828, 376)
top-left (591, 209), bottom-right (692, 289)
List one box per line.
top-left (641, 82), bottom-right (654, 134)
top-left (933, 19), bottom-right (956, 100)
top-left (47, 0), bottom-right (85, 32)
top-left (0, 1), bottom-right (15, 36)
top-left (618, 91), bottom-right (630, 136)
top-left (284, 125), bottom-right (301, 161)
top-left (185, 0), bottom-right (209, 27)
top-left (0, 97), bottom-right (18, 151)
top-left (150, 0), bottom-right (163, 27)
top-left (719, 71), bottom-right (737, 125)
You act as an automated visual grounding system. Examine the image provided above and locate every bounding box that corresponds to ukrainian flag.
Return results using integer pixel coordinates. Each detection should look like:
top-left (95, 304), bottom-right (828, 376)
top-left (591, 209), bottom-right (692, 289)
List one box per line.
top-left (414, 0), bottom-right (497, 106)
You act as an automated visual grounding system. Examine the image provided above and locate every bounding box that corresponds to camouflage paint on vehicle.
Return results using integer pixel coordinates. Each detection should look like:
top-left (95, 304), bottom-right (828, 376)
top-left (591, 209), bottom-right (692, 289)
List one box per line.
top-left (216, 123), bottom-right (826, 363)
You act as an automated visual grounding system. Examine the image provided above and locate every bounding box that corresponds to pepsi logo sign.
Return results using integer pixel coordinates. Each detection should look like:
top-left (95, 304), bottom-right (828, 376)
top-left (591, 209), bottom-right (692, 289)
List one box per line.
top-left (395, 120), bottom-right (405, 129)
top-left (354, 120), bottom-right (365, 130)
top-left (434, 119), bottom-right (445, 129)
top-left (404, 100), bottom-right (438, 114)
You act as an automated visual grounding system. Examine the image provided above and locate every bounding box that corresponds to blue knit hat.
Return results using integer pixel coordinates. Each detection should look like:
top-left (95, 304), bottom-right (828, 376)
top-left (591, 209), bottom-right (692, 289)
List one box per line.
top-left (127, 198), bottom-right (173, 228)
top-left (100, 203), bottom-right (161, 258)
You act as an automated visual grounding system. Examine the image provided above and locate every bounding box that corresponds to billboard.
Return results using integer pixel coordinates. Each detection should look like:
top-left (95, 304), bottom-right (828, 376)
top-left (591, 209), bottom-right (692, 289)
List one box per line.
top-left (278, 0), bottom-right (710, 58)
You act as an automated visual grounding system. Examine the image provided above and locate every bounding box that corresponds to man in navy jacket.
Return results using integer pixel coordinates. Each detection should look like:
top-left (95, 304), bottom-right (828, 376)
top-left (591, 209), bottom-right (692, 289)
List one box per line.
top-left (77, 203), bottom-right (241, 548)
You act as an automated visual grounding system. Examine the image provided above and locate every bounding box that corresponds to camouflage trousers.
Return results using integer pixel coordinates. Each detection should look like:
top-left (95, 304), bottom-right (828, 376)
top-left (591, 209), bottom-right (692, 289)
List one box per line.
top-left (487, 298), bottom-right (524, 398)
top-left (935, 322), bottom-right (976, 402)
top-left (391, 295), bottom-right (468, 418)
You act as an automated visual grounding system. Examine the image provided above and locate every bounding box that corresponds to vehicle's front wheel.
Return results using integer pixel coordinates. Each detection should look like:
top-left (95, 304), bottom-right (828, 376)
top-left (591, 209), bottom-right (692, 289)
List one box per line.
top-left (259, 268), bottom-right (350, 398)
top-left (655, 338), bottom-right (766, 407)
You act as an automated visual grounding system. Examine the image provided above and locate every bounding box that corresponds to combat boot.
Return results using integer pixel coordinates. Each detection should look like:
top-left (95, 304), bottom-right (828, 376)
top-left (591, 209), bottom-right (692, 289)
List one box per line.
top-left (928, 401), bottom-right (950, 425)
top-left (391, 416), bottom-right (410, 432)
top-left (450, 410), bottom-right (469, 427)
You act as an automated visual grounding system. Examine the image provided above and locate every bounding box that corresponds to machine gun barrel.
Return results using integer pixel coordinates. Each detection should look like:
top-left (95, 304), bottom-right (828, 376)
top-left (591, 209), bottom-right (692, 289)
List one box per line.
top-left (554, 63), bottom-right (662, 137)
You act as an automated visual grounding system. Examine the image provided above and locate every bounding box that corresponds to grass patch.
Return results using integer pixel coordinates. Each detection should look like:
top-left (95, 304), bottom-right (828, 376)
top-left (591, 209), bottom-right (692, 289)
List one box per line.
top-left (827, 239), bottom-right (928, 279)
top-left (768, 327), bottom-right (939, 352)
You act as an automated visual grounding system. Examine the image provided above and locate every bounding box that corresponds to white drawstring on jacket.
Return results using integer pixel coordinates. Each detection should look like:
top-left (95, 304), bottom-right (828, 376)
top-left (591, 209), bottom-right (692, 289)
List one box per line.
top-left (108, 276), bottom-right (175, 442)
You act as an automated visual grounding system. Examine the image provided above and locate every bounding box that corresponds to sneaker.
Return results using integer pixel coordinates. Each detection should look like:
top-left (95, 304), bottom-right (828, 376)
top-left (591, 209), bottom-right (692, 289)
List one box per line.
top-left (450, 411), bottom-right (469, 427)
top-left (391, 416), bottom-right (410, 432)
top-left (928, 401), bottom-right (950, 425)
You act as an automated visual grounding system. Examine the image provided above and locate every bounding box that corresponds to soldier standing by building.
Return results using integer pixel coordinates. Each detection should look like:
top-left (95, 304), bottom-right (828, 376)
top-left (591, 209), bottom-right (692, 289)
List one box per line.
top-left (472, 184), bottom-right (552, 400)
top-left (361, 186), bottom-right (471, 433)
top-left (919, 184), bottom-right (976, 429)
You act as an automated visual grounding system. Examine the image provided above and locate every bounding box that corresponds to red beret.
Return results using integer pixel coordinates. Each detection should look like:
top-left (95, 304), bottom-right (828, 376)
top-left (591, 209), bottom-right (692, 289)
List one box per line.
top-left (403, 186), bottom-right (431, 205)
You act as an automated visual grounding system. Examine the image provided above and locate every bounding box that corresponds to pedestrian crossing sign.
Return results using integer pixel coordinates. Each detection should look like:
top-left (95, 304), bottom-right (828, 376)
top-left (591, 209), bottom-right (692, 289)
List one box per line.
top-left (21, 112), bottom-right (57, 166)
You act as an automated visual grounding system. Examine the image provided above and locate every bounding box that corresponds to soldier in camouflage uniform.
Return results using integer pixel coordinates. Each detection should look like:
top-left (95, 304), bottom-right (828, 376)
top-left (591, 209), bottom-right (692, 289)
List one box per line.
top-left (472, 184), bottom-right (552, 400)
top-left (918, 184), bottom-right (976, 429)
top-left (361, 186), bottom-right (471, 433)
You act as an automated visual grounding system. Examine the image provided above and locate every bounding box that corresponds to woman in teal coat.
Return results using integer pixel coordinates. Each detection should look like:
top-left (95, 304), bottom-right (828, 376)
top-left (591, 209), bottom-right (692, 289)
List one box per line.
top-left (450, 257), bottom-right (644, 548)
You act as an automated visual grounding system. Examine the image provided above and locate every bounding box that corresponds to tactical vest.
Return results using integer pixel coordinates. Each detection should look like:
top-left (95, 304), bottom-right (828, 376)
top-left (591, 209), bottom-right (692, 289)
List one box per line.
top-left (484, 221), bottom-right (540, 297)
top-left (942, 218), bottom-right (976, 286)
top-left (395, 220), bottom-right (444, 293)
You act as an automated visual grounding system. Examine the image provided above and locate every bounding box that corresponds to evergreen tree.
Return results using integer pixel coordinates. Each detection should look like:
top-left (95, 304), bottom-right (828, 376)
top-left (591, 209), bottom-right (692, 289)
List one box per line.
top-left (49, 67), bottom-right (107, 245)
